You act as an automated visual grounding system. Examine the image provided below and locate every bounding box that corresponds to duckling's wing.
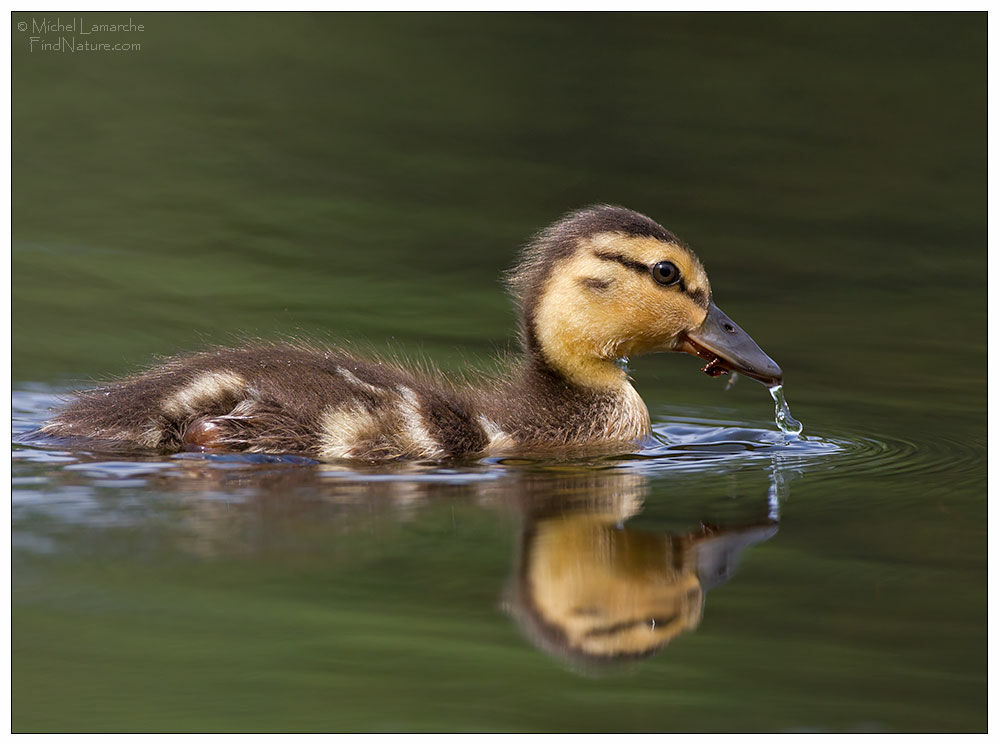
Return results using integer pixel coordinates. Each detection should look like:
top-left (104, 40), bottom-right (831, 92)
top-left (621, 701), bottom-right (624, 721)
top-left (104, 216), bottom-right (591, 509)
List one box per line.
top-left (37, 345), bottom-right (489, 461)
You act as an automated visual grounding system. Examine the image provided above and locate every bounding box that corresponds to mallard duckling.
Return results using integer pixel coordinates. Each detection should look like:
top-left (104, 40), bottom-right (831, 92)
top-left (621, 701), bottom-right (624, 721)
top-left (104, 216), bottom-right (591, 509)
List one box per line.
top-left (38, 205), bottom-right (782, 461)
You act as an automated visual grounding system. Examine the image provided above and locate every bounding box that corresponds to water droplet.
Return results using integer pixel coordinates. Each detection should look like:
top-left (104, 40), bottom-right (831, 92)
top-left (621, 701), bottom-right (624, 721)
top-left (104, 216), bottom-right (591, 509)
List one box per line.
top-left (768, 384), bottom-right (803, 437)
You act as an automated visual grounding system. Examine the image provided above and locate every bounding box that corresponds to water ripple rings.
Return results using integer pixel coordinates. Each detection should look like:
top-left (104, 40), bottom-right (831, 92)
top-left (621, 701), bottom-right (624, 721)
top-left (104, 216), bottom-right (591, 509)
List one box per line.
top-left (12, 390), bottom-right (983, 484)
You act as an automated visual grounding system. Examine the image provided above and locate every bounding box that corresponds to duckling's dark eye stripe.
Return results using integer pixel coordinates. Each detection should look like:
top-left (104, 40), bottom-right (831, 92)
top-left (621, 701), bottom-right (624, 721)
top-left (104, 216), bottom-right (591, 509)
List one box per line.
top-left (594, 251), bottom-right (648, 275)
top-left (596, 251), bottom-right (684, 289)
top-left (688, 287), bottom-right (709, 308)
top-left (593, 250), bottom-right (709, 308)
top-left (578, 277), bottom-right (612, 291)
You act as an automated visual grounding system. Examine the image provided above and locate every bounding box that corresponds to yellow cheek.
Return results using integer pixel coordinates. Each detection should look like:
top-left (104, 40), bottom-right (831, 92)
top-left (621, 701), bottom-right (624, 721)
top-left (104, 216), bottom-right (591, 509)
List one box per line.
top-left (591, 288), bottom-right (708, 354)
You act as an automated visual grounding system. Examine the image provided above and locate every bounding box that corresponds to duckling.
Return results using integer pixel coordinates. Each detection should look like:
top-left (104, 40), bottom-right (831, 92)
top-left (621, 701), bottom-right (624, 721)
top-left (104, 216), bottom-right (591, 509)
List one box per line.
top-left (37, 205), bottom-right (783, 461)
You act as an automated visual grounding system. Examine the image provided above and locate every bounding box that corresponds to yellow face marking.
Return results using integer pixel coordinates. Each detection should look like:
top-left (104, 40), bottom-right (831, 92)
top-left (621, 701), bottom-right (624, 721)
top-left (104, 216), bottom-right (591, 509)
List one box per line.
top-left (532, 233), bottom-right (712, 389)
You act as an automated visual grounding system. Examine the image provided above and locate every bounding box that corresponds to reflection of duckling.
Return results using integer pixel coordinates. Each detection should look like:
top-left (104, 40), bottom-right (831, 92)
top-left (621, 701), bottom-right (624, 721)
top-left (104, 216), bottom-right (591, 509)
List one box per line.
top-left (507, 480), bottom-right (776, 666)
top-left (518, 512), bottom-right (706, 660)
top-left (39, 205), bottom-right (782, 460)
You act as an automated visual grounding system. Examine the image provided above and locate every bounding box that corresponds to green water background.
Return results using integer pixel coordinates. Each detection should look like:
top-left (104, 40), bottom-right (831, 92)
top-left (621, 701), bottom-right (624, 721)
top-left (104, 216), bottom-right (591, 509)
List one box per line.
top-left (12, 13), bottom-right (986, 732)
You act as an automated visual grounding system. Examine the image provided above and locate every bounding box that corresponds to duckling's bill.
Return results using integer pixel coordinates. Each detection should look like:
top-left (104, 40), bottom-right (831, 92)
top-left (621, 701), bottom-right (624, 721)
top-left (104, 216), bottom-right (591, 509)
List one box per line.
top-left (677, 303), bottom-right (783, 387)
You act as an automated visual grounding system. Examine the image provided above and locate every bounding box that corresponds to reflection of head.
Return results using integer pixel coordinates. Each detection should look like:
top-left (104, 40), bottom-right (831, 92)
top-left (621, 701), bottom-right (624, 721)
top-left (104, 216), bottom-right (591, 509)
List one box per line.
top-left (505, 470), bottom-right (777, 668)
top-left (510, 513), bottom-right (703, 665)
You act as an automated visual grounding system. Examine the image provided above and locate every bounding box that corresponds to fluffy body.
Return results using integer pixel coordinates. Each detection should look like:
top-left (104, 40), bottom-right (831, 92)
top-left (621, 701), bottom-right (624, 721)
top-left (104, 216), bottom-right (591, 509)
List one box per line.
top-left (38, 205), bottom-right (719, 461)
top-left (39, 343), bottom-right (648, 460)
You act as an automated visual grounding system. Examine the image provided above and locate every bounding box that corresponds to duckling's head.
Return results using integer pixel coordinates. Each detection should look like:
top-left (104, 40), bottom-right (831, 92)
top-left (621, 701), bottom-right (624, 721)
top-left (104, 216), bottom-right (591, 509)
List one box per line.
top-left (508, 205), bottom-right (782, 389)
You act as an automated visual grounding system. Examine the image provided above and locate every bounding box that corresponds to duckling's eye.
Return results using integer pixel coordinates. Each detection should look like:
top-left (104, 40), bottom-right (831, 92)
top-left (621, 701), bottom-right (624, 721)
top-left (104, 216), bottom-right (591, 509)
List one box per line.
top-left (651, 261), bottom-right (681, 286)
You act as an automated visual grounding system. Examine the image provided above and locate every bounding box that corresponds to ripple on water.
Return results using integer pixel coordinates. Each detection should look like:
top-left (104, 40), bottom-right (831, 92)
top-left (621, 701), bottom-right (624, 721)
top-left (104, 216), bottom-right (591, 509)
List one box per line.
top-left (632, 412), bottom-right (982, 485)
top-left (617, 415), bottom-right (846, 476)
top-left (11, 388), bottom-right (983, 491)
